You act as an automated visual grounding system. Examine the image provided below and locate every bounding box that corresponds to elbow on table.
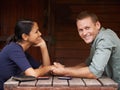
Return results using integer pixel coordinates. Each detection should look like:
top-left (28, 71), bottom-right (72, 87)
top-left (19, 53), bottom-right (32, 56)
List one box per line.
top-left (87, 72), bottom-right (98, 79)
top-left (89, 74), bottom-right (97, 79)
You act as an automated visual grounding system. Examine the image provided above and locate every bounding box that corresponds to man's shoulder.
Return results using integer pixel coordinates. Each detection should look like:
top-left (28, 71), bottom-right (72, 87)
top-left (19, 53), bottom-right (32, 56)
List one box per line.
top-left (99, 27), bottom-right (116, 38)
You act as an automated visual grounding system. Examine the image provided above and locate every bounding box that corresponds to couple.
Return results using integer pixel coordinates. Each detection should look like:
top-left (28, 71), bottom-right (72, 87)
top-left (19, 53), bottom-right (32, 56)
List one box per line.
top-left (0, 11), bottom-right (120, 90)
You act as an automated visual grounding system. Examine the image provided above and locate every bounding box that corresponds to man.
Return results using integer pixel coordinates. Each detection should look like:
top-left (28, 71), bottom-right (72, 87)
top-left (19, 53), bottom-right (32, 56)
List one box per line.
top-left (52, 11), bottom-right (120, 89)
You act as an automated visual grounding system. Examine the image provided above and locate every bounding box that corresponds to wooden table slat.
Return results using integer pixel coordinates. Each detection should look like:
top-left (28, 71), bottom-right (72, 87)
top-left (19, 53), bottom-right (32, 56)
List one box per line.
top-left (69, 77), bottom-right (85, 86)
top-left (4, 77), bottom-right (19, 90)
top-left (83, 78), bottom-right (101, 86)
top-left (99, 77), bottom-right (118, 87)
top-left (36, 77), bottom-right (52, 86)
top-left (4, 77), bottom-right (19, 87)
top-left (53, 76), bottom-right (68, 86)
top-left (4, 76), bottom-right (118, 90)
top-left (19, 80), bottom-right (37, 86)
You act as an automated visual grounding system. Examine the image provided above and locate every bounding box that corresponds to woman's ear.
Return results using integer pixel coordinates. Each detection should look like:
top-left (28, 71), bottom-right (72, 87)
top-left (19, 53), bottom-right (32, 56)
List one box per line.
top-left (22, 33), bottom-right (28, 41)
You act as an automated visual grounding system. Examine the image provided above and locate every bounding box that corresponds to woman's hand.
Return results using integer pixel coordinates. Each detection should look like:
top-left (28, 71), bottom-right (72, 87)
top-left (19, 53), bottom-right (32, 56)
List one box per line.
top-left (53, 62), bottom-right (65, 68)
top-left (34, 37), bottom-right (46, 48)
top-left (38, 65), bottom-right (55, 76)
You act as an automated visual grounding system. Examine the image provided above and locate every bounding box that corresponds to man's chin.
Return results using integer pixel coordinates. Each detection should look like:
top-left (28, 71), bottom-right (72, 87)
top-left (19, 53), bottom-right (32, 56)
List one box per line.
top-left (84, 40), bottom-right (92, 44)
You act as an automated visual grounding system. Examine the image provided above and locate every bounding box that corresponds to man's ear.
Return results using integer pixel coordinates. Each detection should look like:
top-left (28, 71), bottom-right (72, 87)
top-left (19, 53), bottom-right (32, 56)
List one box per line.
top-left (96, 21), bottom-right (101, 29)
top-left (22, 33), bottom-right (28, 41)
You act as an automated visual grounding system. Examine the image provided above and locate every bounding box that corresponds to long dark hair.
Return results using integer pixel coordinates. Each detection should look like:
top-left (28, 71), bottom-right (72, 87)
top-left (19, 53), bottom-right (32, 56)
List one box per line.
top-left (7, 20), bottom-right (34, 44)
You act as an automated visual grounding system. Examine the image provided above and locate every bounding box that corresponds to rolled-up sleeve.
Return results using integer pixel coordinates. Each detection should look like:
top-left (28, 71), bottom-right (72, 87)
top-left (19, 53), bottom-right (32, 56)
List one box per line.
top-left (88, 37), bottom-right (115, 78)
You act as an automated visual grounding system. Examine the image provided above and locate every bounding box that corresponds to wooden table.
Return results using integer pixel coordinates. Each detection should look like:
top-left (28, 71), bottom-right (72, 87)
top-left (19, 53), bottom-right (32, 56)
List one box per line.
top-left (4, 76), bottom-right (118, 90)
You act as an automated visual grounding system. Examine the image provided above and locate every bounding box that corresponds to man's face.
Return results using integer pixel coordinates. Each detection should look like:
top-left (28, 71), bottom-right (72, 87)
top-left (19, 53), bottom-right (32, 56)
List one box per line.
top-left (76, 17), bottom-right (101, 44)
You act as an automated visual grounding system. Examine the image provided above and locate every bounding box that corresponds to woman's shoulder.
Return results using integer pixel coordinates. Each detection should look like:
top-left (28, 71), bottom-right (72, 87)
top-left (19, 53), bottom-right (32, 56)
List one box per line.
top-left (1, 42), bottom-right (23, 53)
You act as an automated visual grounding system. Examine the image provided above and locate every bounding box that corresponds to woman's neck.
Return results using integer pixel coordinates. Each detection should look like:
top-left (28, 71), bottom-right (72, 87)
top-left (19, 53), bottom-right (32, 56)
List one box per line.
top-left (17, 41), bottom-right (31, 51)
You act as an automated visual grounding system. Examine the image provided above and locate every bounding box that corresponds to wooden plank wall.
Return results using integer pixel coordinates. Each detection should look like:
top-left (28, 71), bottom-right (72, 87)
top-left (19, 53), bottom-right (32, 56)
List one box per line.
top-left (0, 0), bottom-right (120, 66)
top-left (0, 0), bottom-right (48, 61)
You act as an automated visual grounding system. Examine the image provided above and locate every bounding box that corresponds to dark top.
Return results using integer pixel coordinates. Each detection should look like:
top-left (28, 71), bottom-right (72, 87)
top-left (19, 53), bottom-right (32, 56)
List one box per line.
top-left (0, 42), bottom-right (40, 90)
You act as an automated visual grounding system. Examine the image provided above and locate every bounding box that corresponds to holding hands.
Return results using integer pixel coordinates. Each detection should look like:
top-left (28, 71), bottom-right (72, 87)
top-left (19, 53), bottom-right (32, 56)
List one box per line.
top-left (33, 37), bottom-right (66, 77)
top-left (51, 62), bottom-right (66, 76)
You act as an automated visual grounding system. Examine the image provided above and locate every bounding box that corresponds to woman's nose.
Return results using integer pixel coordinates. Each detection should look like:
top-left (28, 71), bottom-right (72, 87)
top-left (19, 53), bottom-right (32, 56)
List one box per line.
top-left (39, 31), bottom-right (42, 36)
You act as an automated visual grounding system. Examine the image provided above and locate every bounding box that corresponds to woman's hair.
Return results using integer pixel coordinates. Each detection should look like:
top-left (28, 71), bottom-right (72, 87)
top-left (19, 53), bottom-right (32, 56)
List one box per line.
top-left (76, 11), bottom-right (99, 23)
top-left (7, 20), bottom-right (34, 44)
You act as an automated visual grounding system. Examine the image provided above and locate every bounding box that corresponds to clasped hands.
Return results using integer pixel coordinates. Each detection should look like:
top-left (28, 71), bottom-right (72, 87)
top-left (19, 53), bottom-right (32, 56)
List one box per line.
top-left (50, 62), bottom-right (66, 76)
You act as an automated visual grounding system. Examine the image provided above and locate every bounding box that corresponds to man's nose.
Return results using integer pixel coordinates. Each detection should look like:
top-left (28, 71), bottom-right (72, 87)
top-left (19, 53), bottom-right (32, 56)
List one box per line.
top-left (82, 30), bottom-right (87, 35)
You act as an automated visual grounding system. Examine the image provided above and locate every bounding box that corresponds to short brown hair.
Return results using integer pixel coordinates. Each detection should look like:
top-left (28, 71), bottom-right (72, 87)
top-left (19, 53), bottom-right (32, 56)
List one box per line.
top-left (76, 11), bottom-right (99, 23)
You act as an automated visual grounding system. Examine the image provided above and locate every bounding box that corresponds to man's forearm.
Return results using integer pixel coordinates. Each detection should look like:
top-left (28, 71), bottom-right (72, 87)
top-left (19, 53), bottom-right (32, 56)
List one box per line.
top-left (64, 66), bottom-right (97, 79)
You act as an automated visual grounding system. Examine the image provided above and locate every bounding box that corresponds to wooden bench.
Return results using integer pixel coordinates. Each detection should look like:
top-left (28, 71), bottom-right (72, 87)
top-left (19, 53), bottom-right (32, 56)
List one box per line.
top-left (4, 76), bottom-right (118, 90)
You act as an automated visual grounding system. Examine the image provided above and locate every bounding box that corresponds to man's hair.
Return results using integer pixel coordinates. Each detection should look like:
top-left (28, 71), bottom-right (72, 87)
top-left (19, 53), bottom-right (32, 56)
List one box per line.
top-left (76, 11), bottom-right (99, 23)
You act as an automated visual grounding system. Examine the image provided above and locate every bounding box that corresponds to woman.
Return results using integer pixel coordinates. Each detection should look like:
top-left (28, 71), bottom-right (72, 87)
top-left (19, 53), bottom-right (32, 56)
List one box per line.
top-left (0, 20), bottom-right (52, 90)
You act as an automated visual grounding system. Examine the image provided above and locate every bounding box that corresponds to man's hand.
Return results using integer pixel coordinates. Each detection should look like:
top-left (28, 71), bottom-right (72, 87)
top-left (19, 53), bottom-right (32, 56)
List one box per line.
top-left (52, 62), bottom-right (66, 76)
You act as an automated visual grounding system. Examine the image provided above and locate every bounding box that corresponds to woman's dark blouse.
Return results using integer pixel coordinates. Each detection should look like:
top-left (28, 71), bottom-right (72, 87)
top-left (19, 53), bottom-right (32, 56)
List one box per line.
top-left (0, 42), bottom-right (40, 90)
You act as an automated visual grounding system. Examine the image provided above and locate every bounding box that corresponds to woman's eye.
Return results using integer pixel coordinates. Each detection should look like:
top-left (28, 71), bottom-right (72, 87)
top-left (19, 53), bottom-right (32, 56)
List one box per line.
top-left (36, 30), bottom-right (39, 33)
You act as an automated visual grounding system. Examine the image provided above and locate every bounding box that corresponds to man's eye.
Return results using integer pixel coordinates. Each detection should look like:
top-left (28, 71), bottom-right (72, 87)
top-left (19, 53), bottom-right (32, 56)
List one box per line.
top-left (78, 29), bottom-right (82, 32)
top-left (85, 27), bottom-right (89, 30)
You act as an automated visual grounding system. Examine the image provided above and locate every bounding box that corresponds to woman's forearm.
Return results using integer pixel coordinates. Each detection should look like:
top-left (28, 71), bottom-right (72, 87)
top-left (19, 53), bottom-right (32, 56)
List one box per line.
top-left (40, 44), bottom-right (51, 66)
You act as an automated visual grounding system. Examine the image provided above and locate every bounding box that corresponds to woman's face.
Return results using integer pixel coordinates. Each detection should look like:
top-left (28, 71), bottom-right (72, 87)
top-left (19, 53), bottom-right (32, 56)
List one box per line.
top-left (27, 22), bottom-right (42, 45)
